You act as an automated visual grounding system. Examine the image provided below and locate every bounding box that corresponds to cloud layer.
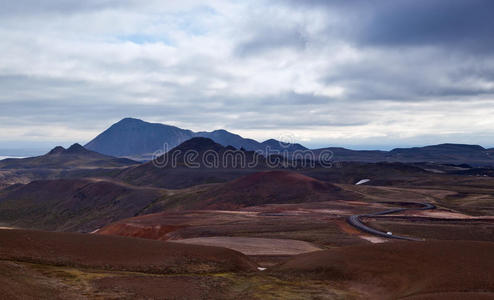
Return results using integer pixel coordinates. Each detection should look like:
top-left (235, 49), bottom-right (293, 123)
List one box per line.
top-left (1, 0), bottom-right (494, 149)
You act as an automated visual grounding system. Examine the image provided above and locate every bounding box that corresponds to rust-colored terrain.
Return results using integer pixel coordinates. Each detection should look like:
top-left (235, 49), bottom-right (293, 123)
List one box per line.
top-left (0, 228), bottom-right (257, 299)
top-left (274, 240), bottom-right (494, 299)
top-left (1, 140), bottom-right (494, 298)
top-left (0, 178), bottom-right (165, 232)
top-left (0, 229), bottom-right (256, 274)
top-left (142, 170), bottom-right (357, 212)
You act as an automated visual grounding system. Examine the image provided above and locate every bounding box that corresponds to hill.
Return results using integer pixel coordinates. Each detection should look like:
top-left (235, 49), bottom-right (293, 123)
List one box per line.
top-left (116, 137), bottom-right (268, 188)
top-left (0, 143), bottom-right (138, 169)
top-left (0, 178), bottom-right (164, 232)
top-left (0, 228), bottom-right (257, 299)
top-left (260, 138), bottom-right (307, 153)
top-left (274, 240), bottom-right (494, 299)
top-left (182, 170), bottom-right (349, 209)
top-left (388, 143), bottom-right (492, 164)
top-left (116, 139), bottom-right (439, 189)
top-left (313, 143), bottom-right (494, 166)
top-left (136, 170), bottom-right (354, 212)
top-left (85, 117), bottom-right (307, 157)
top-left (0, 228), bottom-right (256, 274)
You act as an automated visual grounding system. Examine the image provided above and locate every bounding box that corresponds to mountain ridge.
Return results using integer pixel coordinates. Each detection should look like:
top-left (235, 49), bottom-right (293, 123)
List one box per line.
top-left (313, 143), bottom-right (494, 166)
top-left (83, 118), bottom-right (494, 166)
top-left (0, 143), bottom-right (138, 169)
top-left (85, 118), bottom-right (307, 157)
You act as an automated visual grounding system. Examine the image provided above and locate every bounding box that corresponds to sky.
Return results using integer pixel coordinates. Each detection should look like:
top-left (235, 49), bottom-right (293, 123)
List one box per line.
top-left (1, 0), bottom-right (494, 151)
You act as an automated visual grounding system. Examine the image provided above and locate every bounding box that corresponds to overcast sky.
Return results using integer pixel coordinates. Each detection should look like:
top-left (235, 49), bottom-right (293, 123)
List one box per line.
top-left (1, 0), bottom-right (494, 150)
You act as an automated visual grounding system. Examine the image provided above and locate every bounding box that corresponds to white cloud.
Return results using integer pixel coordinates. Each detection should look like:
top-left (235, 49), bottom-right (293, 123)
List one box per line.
top-left (1, 0), bottom-right (494, 149)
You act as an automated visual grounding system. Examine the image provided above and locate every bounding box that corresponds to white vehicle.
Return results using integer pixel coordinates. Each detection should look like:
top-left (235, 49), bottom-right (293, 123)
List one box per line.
top-left (386, 231), bottom-right (393, 235)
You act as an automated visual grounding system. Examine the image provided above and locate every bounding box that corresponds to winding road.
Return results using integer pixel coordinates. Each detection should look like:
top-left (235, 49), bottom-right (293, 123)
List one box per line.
top-left (347, 202), bottom-right (436, 241)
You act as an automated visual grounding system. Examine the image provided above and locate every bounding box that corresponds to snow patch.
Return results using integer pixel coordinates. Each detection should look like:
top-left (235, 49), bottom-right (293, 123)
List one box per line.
top-left (359, 236), bottom-right (387, 243)
top-left (355, 179), bottom-right (371, 185)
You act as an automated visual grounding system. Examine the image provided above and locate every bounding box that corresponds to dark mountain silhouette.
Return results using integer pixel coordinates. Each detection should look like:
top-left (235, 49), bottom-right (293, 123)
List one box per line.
top-left (85, 118), bottom-right (194, 157)
top-left (313, 143), bottom-right (494, 166)
top-left (116, 138), bottom-right (494, 189)
top-left (260, 139), bottom-right (307, 153)
top-left (170, 137), bottom-right (234, 154)
top-left (388, 144), bottom-right (488, 161)
top-left (194, 129), bottom-right (261, 151)
top-left (64, 143), bottom-right (90, 154)
top-left (85, 118), bottom-right (307, 157)
top-left (0, 143), bottom-right (138, 169)
top-left (84, 118), bottom-right (494, 166)
top-left (116, 138), bottom-right (267, 188)
top-left (48, 146), bottom-right (65, 155)
top-left (159, 137), bottom-right (268, 168)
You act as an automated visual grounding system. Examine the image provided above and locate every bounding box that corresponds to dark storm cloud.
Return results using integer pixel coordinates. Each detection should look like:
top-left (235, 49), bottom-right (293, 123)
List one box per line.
top-left (286, 0), bottom-right (494, 53)
top-left (322, 53), bottom-right (494, 101)
top-left (281, 0), bottom-right (494, 101)
top-left (358, 0), bottom-right (494, 53)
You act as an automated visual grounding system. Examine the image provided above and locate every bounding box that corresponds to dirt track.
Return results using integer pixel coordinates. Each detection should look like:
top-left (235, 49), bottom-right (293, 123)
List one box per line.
top-left (171, 236), bottom-right (322, 255)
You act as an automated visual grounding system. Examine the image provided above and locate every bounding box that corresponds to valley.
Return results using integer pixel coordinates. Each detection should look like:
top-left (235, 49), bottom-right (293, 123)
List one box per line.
top-left (3, 1), bottom-right (494, 298)
top-left (1, 124), bottom-right (494, 299)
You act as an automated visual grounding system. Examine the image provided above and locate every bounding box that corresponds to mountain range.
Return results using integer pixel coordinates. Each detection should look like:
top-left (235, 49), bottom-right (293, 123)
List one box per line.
top-left (85, 118), bottom-right (307, 158)
top-left (313, 143), bottom-right (494, 166)
top-left (2, 117), bottom-right (494, 168)
top-left (115, 137), bottom-right (267, 188)
top-left (0, 143), bottom-right (137, 169)
top-left (83, 118), bottom-right (494, 166)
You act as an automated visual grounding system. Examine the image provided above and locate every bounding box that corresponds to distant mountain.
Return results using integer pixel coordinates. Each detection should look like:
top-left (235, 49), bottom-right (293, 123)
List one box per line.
top-left (85, 118), bottom-right (307, 157)
top-left (194, 129), bottom-right (261, 151)
top-left (0, 143), bottom-right (138, 169)
top-left (388, 144), bottom-right (488, 161)
top-left (85, 118), bottom-right (193, 157)
top-left (84, 118), bottom-right (494, 166)
top-left (116, 137), bottom-right (268, 188)
top-left (170, 137), bottom-right (237, 156)
top-left (260, 139), bottom-right (307, 152)
top-left (313, 143), bottom-right (494, 167)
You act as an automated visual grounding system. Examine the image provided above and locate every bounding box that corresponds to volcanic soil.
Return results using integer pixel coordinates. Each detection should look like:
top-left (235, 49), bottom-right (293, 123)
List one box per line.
top-left (273, 240), bottom-right (494, 299)
top-left (0, 228), bottom-right (257, 274)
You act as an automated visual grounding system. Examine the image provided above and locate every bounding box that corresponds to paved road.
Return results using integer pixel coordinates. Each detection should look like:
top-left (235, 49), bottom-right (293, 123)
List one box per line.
top-left (347, 202), bottom-right (436, 241)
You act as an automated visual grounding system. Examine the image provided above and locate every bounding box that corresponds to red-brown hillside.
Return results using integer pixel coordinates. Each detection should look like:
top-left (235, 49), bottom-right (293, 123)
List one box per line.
top-left (0, 179), bottom-right (164, 232)
top-left (0, 228), bottom-right (257, 274)
top-left (156, 170), bottom-right (352, 211)
top-left (274, 240), bottom-right (494, 299)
